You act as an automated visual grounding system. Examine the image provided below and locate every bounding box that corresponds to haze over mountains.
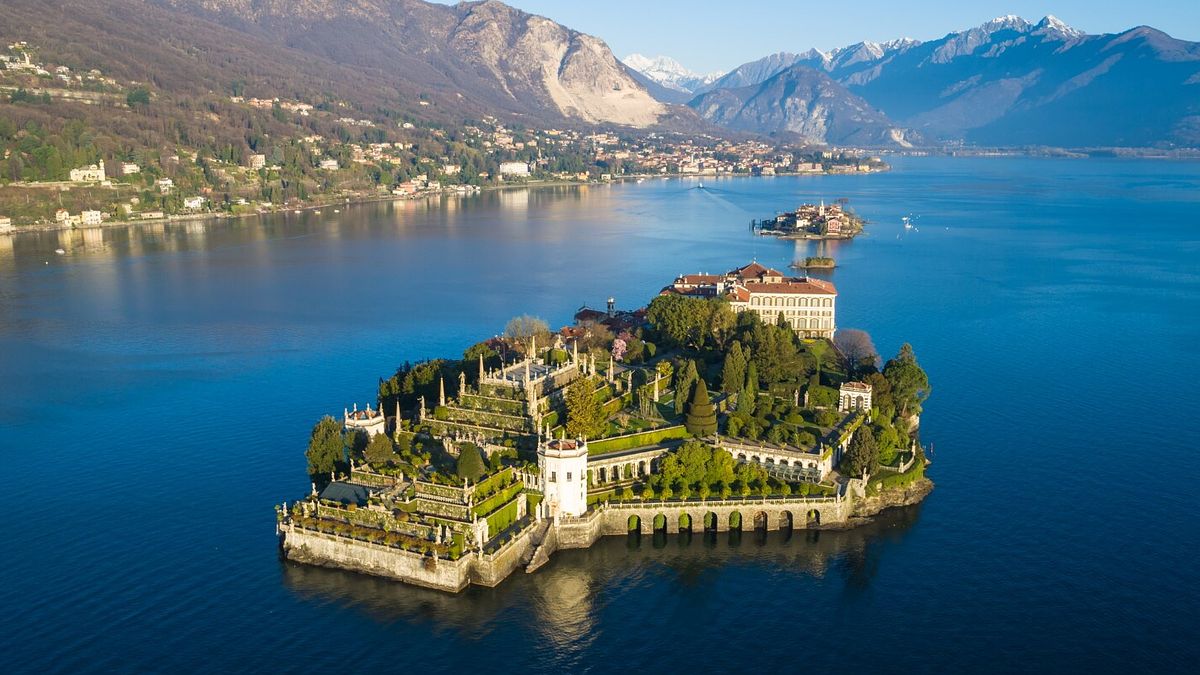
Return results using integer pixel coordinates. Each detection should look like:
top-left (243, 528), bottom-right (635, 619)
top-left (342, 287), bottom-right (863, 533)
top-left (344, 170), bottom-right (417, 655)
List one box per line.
top-left (628, 15), bottom-right (1200, 148)
top-left (3, 2), bottom-right (1198, 149)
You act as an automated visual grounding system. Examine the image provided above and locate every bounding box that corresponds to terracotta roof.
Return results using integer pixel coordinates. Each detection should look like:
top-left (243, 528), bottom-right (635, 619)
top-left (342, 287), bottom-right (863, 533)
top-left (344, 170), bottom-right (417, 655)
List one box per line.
top-left (743, 279), bottom-right (837, 295)
top-left (730, 262), bottom-right (786, 279)
top-left (674, 273), bottom-right (723, 286)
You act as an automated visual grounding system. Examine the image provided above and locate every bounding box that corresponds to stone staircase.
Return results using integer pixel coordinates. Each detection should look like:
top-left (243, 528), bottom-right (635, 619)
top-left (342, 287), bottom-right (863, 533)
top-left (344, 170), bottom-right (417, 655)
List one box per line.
top-left (524, 520), bottom-right (558, 573)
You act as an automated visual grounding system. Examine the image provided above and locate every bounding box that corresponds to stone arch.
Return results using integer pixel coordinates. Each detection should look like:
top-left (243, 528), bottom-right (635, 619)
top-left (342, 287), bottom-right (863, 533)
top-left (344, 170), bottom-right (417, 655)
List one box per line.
top-left (638, 460), bottom-right (646, 476)
top-left (653, 514), bottom-right (667, 532)
top-left (753, 511), bottom-right (768, 530)
top-left (598, 466), bottom-right (607, 483)
top-left (738, 453), bottom-right (747, 462)
top-left (779, 511), bottom-right (794, 530)
top-left (624, 463), bottom-right (633, 479)
top-left (704, 511), bottom-right (718, 531)
top-left (628, 514), bottom-right (641, 532)
top-left (729, 511), bottom-right (742, 531)
top-left (807, 509), bottom-right (821, 527)
top-left (678, 513), bottom-right (692, 532)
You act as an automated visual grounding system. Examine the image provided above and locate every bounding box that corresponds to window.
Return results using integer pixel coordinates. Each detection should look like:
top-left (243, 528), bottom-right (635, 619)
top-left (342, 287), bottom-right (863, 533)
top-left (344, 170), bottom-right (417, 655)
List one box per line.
top-left (550, 471), bottom-right (556, 483)
top-left (566, 472), bottom-right (572, 481)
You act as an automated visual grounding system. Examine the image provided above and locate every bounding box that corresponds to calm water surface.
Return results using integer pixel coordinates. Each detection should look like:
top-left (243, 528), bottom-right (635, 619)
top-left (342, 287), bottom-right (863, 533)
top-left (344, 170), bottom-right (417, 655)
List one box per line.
top-left (1, 157), bottom-right (1198, 672)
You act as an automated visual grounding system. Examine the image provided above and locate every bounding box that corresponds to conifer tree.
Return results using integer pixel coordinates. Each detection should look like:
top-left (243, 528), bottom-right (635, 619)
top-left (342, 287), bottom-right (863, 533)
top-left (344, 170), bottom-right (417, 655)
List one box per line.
top-left (721, 341), bottom-right (747, 394)
top-left (685, 379), bottom-right (717, 437)
top-left (456, 443), bottom-right (487, 482)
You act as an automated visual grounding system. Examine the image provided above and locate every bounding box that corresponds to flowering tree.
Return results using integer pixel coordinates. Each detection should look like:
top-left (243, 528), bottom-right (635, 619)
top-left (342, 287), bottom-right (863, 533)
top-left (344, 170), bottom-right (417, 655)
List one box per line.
top-left (611, 337), bottom-right (627, 362)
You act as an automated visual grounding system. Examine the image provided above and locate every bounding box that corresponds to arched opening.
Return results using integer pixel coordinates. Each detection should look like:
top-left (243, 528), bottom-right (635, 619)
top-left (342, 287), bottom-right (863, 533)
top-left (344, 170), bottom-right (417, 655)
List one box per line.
top-left (624, 464), bottom-right (633, 479)
top-left (779, 511), bottom-right (794, 530)
top-left (678, 513), bottom-right (692, 533)
top-left (753, 511), bottom-right (768, 530)
top-left (638, 460), bottom-right (646, 476)
top-left (807, 509), bottom-right (821, 527)
top-left (628, 514), bottom-right (641, 532)
top-left (653, 514), bottom-right (667, 532)
top-left (729, 511), bottom-right (742, 531)
top-left (599, 467), bottom-right (607, 483)
top-left (704, 511), bottom-right (718, 531)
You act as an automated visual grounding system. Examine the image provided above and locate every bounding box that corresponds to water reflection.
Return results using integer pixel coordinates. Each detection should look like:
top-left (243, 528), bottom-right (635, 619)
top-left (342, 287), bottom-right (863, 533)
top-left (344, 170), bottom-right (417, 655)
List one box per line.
top-left (282, 503), bottom-right (923, 631)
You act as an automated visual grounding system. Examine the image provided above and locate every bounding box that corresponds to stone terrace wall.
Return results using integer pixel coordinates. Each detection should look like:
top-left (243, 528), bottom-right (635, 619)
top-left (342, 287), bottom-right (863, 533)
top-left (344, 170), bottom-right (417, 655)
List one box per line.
top-left (280, 525), bottom-right (472, 593)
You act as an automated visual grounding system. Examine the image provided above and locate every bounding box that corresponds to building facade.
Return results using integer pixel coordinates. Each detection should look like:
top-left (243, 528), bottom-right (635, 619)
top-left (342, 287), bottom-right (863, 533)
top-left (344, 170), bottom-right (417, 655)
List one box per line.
top-left (344, 404), bottom-right (386, 437)
top-left (663, 262), bottom-right (837, 339)
top-left (839, 381), bottom-right (873, 413)
top-left (69, 160), bottom-right (105, 183)
top-left (539, 438), bottom-right (588, 519)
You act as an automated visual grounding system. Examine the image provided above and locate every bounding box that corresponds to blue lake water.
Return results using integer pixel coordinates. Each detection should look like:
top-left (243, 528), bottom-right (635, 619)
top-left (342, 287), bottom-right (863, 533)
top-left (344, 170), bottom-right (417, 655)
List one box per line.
top-left (1, 157), bottom-right (1198, 672)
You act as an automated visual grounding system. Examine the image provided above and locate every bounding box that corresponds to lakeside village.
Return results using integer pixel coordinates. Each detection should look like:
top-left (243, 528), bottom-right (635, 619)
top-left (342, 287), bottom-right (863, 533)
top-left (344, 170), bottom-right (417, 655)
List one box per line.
top-left (0, 40), bottom-right (887, 233)
top-left (277, 262), bottom-right (933, 592)
top-left (753, 199), bottom-right (866, 241)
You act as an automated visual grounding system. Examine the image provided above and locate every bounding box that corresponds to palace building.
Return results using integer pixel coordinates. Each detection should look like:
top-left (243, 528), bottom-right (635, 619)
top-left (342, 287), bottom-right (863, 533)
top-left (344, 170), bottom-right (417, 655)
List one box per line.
top-left (663, 262), bottom-right (836, 339)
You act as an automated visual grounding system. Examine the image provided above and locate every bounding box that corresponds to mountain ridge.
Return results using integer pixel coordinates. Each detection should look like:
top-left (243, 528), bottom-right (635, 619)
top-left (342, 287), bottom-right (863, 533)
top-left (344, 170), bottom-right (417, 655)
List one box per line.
top-left (688, 15), bottom-right (1200, 147)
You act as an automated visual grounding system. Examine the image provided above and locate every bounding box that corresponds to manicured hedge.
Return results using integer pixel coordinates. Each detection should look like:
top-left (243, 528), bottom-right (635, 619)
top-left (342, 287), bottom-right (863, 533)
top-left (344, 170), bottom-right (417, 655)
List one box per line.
top-left (588, 425), bottom-right (689, 455)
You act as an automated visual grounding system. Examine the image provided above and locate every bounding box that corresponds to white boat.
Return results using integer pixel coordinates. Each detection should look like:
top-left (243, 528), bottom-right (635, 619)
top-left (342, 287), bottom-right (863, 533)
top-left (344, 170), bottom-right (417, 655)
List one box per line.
top-left (293, 209), bottom-right (302, 214)
top-left (54, 248), bottom-right (65, 255)
top-left (333, 209), bottom-right (340, 213)
top-left (902, 216), bottom-right (914, 230)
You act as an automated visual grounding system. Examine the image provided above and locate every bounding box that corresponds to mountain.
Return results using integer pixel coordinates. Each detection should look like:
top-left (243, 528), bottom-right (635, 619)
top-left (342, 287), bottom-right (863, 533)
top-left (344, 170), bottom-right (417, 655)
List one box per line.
top-left (697, 52), bottom-right (807, 94)
top-left (160, 0), bottom-right (670, 127)
top-left (623, 54), bottom-right (723, 95)
top-left (688, 65), bottom-right (918, 147)
top-left (0, 0), bottom-right (670, 129)
top-left (697, 16), bottom-right (1200, 147)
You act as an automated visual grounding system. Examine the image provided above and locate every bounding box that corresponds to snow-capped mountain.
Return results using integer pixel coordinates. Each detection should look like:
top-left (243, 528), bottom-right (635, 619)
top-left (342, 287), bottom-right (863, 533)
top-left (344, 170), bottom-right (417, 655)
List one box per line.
top-left (690, 14), bottom-right (1200, 147)
top-left (623, 54), bottom-right (724, 94)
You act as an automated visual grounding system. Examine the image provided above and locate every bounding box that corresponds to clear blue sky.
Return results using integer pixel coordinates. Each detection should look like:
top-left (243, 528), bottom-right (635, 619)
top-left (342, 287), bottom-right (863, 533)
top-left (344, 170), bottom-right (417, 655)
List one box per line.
top-left (452, 1), bottom-right (1200, 73)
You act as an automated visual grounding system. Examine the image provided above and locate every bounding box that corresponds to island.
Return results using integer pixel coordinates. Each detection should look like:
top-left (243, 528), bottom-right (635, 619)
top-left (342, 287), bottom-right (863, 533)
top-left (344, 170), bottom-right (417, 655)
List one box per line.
top-left (275, 262), bottom-right (933, 592)
top-left (753, 200), bottom-right (865, 239)
top-left (792, 256), bottom-right (836, 270)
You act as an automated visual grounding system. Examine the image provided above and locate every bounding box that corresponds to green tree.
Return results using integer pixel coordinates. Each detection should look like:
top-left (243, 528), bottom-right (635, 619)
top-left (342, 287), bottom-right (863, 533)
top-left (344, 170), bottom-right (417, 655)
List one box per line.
top-left (344, 428), bottom-right (367, 460)
top-left (364, 433), bottom-right (397, 466)
top-left (685, 379), bottom-right (717, 437)
top-left (565, 376), bottom-right (606, 439)
top-left (456, 443), bottom-right (487, 482)
top-left (126, 87), bottom-right (151, 107)
top-left (807, 339), bottom-right (830, 382)
top-left (674, 359), bottom-right (698, 415)
top-left (721, 341), bottom-right (747, 393)
top-left (306, 416), bottom-right (344, 477)
top-left (842, 426), bottom-right (879, 478)
top-left (883, 343), bottom-right (930, 419)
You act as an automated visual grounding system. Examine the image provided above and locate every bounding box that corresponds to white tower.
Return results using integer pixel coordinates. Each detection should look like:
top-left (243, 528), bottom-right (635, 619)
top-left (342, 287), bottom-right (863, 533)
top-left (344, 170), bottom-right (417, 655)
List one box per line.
top-left (538, 437), bottom-right (589, 518)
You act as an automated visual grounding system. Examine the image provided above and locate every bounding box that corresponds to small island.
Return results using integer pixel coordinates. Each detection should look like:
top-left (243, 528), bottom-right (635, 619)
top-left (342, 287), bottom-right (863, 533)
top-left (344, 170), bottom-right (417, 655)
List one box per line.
top-left (793, 256), bottom-right (836, 270)
top-left (276, 262), bottom-right (932, 592)
top-left (753, 200), bottom-right (865, 239)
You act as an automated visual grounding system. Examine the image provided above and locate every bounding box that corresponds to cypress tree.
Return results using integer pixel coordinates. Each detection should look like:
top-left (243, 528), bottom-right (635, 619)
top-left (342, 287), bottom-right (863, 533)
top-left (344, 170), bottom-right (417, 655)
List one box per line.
top-left (721, 341), bottom-right (747, 394)
top-left (685, 379), bottom-right (717, 437)
top-left (674, 359), bottom-right (698, 415)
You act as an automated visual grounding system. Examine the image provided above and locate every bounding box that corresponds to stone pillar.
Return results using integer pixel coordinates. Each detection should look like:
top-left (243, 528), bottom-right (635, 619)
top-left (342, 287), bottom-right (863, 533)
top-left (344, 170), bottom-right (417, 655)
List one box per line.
top-left (418, 396), bottom-right (426, 421)
top-left (439, 377), bottom-right (446, 406)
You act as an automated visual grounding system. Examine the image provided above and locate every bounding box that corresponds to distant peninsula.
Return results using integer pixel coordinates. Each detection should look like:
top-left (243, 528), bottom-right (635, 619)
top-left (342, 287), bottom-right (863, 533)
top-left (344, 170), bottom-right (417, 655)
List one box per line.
top-left (276, 262), bottom-right (932, 592)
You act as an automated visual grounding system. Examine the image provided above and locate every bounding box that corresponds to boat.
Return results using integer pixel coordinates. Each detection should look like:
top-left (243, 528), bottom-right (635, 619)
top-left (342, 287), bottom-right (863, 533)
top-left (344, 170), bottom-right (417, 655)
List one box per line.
top-left (902, 216), bottom-right (914, 230)
top-left (54, 248), bottom-right (65, 255)
top-left (293, 209), bottom-right (302, 214)
top-left (333, 209), bottom-right (340, 213)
